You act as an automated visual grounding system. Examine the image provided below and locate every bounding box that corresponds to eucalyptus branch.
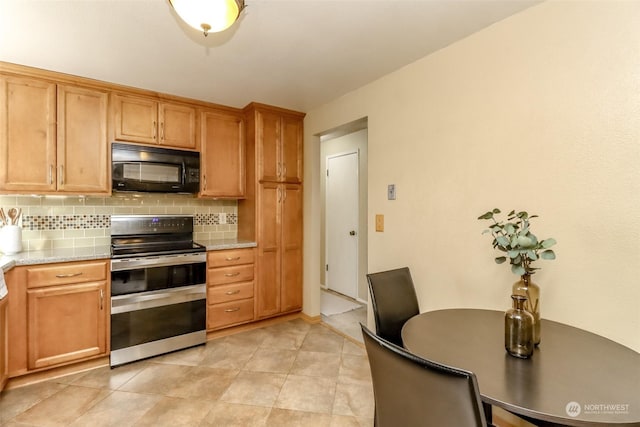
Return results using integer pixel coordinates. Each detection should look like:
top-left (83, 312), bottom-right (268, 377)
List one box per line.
top-left (478, 208), bottom-right (557, 277)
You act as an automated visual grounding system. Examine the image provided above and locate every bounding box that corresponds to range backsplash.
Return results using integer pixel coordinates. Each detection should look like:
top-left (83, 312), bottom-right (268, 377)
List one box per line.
top-left (0, 193), bottom-right (237, 251)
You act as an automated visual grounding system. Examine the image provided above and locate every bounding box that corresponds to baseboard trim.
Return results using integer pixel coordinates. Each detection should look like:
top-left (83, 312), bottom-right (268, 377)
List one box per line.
top-left (4, 356), bottom-right (109, 391)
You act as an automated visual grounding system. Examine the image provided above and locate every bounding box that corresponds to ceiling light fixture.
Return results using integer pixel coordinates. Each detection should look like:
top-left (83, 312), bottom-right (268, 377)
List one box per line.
top-left (169, 0), bottom-right (246, 37)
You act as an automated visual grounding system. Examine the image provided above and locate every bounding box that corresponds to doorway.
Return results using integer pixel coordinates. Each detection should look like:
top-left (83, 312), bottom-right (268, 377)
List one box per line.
top-left (318, 119), bottom-right (368, 342)
top-left (325, 151), bottom-right (359, 299)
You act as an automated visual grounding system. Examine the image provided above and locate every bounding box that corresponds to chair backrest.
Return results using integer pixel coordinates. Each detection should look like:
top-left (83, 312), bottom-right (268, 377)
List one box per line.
top-left (366, 267), bottom-right (419, 346)
top-left (361, 324), bottom-right (487, 427)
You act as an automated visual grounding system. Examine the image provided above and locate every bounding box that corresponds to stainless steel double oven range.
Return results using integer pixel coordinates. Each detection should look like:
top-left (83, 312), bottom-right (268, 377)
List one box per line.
top-left (110, 215), bottom-right (206, 367)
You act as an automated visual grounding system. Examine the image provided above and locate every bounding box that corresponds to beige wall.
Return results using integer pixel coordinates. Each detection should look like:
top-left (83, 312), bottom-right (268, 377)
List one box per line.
top-left (303, 0), bottom-right (640, 352)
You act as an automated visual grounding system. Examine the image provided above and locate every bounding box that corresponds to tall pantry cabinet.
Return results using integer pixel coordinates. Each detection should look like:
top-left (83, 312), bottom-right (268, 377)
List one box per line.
top-left (239, 103), bottom-right (304, 319)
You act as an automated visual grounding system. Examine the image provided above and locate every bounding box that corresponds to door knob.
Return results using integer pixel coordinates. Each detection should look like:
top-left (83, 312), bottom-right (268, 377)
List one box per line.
top-left (349, 230), bottom-right (356, 236)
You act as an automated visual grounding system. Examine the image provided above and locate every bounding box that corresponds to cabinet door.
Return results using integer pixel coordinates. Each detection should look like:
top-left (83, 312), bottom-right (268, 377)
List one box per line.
top-left (256, 182), bottom-right (281, 317)
top-left (0, 297), bottom-right (7, 391)
top-left (200, 110), bottom-right (245, 198)
top-left (256, 110), bottom-right (280, 182)
top-left (159, 102), bottom-right (196, 149)
top-left (113, 94), bottom-right (158, 144)
top-left (0, 75), bottom-right (56, 192)
top-left (281, 116), bottom-right (303, 183)
top-left (57, 85), bottom-right (109, 193)
top-left (281, 184), bottom-right (303, 312)
top-left (27, 282), bottom-right (107, 370)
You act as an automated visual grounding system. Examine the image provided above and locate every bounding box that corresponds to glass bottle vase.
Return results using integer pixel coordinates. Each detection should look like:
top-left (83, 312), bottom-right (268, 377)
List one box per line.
top-left (512, 274), bottom-right (540, 345)
top-left (504, 294), bottom-right (535, 358)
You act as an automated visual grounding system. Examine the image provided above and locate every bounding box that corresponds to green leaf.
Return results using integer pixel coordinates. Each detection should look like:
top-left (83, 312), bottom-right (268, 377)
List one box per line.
top-left (508, 210), bottom-right (515, 216)
top-left (504, 224), bottom-right (515, 234)
top-left (496, 236), bottom-right (509, 247)
top-left (517, 211), bottom-right (529, 219)
top-left (492, 208), bottom-right (501, 214)
top-left (511, 264), bottom-right (526, 275)
top-left (481, 229), bottom-right (492, 235)
top-left (527, 250), bottom-right (538, 260)
top-left (517, 235), bottom-right (533, 247)
top-left (495, 257), bottom-right (507, 264)
top-left (541, 250), bottom-right (556, 260)
top-left (542, 238), bottom-right (557, 248)
top-left (477, 212), bottom-right (494, 220)
top-left (507, 250), bottom-right (519, 259)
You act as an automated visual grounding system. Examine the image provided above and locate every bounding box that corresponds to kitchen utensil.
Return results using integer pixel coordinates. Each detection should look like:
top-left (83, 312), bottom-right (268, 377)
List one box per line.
top-left (0, 208), bottom-right (6, 226)
top-left (7, 208), bottom-right (18, 225)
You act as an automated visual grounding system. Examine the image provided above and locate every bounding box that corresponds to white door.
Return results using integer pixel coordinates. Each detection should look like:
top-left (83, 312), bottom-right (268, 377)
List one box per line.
top-left (326, 151), bottom-right (359, 298)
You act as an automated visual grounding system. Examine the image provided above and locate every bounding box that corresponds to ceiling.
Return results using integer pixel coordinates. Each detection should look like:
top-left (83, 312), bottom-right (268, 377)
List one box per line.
top-left (0, 0), bottom-right (539, 113)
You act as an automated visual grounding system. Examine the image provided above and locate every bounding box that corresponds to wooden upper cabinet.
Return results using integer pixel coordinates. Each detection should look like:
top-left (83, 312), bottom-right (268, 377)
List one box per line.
top-left (160, 103), bottom-right (197, 149)
top-left (57, 85), bottom-right (109, 193)
top-left (255, 108), bottom-right (303, 183)
top-left (200, 109), bottom-right (245, 198)
top-left (113, 94), bottom-right (157, 144)
top-left (0, 75), bottom-right (57, 192)
top-left (281, 116), bottom-right (303, 183)
top-left (113, 93), bottom-right (196, 149)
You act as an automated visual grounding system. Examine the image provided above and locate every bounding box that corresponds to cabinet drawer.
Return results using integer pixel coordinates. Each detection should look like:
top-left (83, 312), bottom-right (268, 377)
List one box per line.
top-left (208, 282), bottom-right (253, 305)
top-left (207, 299), bottom-right (254, 330)
top-left (208, 264), bottom-right (254, 286)
top-left (26, 261), bottom-right (108, 288)
top-left (207, 248), bottom-right (254, 268)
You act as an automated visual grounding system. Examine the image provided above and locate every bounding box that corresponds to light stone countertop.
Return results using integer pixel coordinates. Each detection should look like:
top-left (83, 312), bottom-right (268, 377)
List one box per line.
top-left (0, 239), bottom-right (257, 273)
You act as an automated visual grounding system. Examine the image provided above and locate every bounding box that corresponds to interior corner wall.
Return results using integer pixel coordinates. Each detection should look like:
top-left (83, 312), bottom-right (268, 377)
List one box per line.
top-left (303, 0), bottom-right (640, 351)
top-left (319, 129), bottom-right (369, 302)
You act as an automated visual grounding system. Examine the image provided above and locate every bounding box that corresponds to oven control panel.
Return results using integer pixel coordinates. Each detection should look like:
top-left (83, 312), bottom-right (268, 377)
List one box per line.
top-left (111, 215), bottom-right (194, 236)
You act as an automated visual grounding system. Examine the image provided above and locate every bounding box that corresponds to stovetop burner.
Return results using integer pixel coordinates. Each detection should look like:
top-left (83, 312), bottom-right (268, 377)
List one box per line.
top-left (110, 215), bottom-right (205, 259)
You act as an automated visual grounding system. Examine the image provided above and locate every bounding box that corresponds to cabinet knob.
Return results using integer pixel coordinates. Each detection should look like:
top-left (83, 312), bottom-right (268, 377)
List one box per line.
top-left (224, 307), bottom-right (240, 313)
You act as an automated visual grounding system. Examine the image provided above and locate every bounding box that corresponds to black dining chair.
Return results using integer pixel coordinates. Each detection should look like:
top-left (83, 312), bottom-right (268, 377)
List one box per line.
top-left (361, 324), bottom-right (488, 427)
top-left (366, 267), bottom-right (419, 346)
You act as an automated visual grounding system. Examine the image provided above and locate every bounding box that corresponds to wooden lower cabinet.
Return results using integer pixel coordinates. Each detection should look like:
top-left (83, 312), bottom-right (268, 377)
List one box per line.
top-left (27, 282), bottom-right (107, 370)
top-left (0, 295), bottom-right (8, 391)
top-left (256, 183), bottom-right (303, 318)
top-left (206, 248), bottom-right (256, 331)
top-left (7, 260), bottom-right (109, 377)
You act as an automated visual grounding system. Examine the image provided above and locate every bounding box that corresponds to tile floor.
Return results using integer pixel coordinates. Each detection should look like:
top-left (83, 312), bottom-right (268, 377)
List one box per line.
top-left (0, 319), bottom-right (374, 427)
top-left (322, 308), bottom-right (367, 345)
top-left (320, 290), bottom-right (367, 344)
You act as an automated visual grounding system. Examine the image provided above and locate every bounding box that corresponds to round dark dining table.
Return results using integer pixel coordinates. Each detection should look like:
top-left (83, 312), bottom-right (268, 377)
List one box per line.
top-left (401, 309), bottom-right (640, 427)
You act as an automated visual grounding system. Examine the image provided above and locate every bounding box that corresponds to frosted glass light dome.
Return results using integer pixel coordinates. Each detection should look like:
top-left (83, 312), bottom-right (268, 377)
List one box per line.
top-left (169, 0), bottom-right (244, 36)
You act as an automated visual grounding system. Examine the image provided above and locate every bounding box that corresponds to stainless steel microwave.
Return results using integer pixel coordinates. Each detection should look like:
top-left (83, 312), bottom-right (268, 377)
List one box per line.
top-left (112, 143), bottom-right (200, 194)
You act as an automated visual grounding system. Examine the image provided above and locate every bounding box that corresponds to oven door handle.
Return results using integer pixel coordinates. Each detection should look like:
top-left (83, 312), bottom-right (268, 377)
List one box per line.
top-left (111, 284), bottom-right (205, 314)
top-left (110, 253), bottom-right (206, 271)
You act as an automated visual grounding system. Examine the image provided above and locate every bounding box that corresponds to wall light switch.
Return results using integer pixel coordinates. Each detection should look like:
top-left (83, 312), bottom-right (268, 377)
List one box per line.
top-left (388, 184), bottom-right (396, 200)
top-left (375, 214), bottom-right (384, 232)
top-left (219, 213), bottom-right (227, 224)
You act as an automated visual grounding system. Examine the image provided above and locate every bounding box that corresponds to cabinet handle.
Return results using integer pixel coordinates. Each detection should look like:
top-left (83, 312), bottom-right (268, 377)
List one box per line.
top-left (160, 122), bottom-right (165, 141)
top-left (224, 272), bottom-right (240, 277)
top-left (225, 257), bottom-right (241, 261)
top-left (225, 290), bottom-right (241, 295)
top-left (203, 174), bottom-right (206, 190)
top-left (277, 187), bottom-right (281, 202)
top-left (99, 289), bottom-right (104, 310)
top-left (49, 165), bottom-right (53, 185)
top-left (283, 164), bottom-right (287, 178)
top-left (153, 121), bottom-right (157, 140)
top-left (55, 272), bottom-right (83, 278)
top-left (59, 165), bottom-right (64, 186)
top-left (225, 307), bottom-right (240, 313)
top-left (277, 162), bottom-right (282, 178)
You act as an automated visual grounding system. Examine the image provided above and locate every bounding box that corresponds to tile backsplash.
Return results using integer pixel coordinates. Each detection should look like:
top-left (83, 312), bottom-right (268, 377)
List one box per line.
top-left (0, 193), bottom-right (238, 251)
